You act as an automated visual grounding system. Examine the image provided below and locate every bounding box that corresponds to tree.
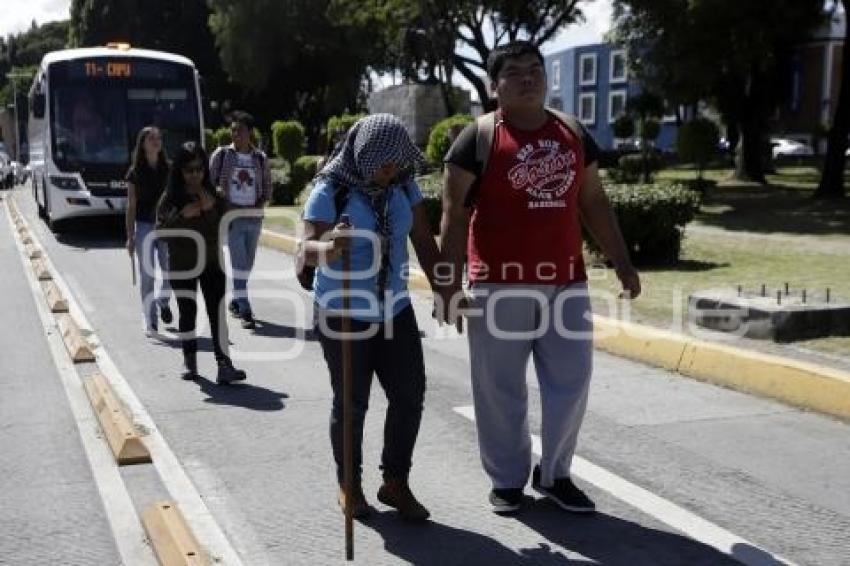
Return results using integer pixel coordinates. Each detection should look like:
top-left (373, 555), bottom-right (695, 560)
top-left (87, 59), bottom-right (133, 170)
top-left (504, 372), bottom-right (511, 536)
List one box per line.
top-left (331, 0), bottom-right (588, 111)
top-left (613, 0), bottom-right (824, 183)
top-left (816, 0), bottom-right (849, 199)
top-left (207, 0), bottom-right (378, 145)
top-left (627, 91), bottom-right (663, 182)
top-left (69, 0), bottom-right (240, 125)
top-left (677, 118), bottom-right (720, 180)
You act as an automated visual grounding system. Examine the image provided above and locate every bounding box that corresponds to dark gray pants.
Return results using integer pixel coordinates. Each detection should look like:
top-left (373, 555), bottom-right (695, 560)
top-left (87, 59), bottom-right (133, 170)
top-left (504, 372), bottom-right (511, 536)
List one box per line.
top-left (315, 305), bottom-right (426, 483)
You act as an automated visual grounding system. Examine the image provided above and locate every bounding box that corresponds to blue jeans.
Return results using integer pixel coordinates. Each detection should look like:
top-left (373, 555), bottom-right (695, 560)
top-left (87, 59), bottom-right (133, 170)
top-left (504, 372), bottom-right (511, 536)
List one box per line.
top-left (134, 221), bottom-right (171, 330)
top-left (227, 215), bottom-right (262, 315)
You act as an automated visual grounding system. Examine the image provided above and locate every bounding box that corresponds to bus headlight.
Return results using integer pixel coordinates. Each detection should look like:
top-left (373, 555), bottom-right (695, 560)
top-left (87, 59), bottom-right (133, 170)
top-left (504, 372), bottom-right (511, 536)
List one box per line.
top-left (49, 176), bottom-right (83, 191)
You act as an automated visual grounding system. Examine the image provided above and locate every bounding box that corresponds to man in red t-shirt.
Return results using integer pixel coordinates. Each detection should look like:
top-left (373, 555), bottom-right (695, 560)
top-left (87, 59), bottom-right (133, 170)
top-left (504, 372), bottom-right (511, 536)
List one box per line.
top-left (438, 41), bottom-right (640, 515)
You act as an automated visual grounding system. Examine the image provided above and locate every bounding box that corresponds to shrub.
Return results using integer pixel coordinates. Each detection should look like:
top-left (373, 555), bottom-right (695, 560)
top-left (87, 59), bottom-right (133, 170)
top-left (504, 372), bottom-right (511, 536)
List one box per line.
top-left (415, 171), bottom-right (442, 198)
top-left (641, 119), bottom-right (661, 142)
top-left (271, 120), bottom-right (306, 163)
top-left (676, 118), bottom-right (720, 178)
top-left (609, 153), bottom-right (662, 183)
top-left (270, 155), bottom-right (321, 205)
top-left (613, 115), bottom-right (635, 139)
top-left (426, 114), bottom-right (473, 164)
top-left (214, 127), bottom-right (231, 147)
top-left (326, 113), bottom-right (365, 144)
top-left (252, 127), bottom-right (264, 149)
top-left (585, 182), bottom-right (701, 265)
top-left (203, 128), bottom-right (215, 151)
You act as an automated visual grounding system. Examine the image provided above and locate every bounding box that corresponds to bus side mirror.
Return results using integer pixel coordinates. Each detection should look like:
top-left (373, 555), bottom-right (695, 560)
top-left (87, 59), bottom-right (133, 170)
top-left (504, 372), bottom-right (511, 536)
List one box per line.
top-left (32, 93), bottom-right (46, 118)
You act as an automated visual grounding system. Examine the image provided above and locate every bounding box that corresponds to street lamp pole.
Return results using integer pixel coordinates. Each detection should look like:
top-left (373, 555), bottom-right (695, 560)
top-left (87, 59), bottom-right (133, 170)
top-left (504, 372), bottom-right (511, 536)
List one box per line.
top-left (6, 71), bottom-right (34, 162)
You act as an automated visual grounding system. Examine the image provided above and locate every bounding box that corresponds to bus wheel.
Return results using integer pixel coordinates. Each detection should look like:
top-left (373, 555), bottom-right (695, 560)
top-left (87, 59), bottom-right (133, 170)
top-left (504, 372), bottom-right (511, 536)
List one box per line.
top-left (37, 179), bottom-right (48, 219)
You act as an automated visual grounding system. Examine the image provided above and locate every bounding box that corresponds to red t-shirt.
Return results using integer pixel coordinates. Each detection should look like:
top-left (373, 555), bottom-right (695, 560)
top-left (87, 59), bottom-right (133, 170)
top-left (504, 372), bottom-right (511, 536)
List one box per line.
top-left (451, 115), bottom-right (589, 285)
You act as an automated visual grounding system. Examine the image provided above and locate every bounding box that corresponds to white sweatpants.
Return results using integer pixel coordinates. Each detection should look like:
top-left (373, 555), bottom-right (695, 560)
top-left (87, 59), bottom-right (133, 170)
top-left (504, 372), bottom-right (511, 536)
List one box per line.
top-left (466, 282), bottom-right (593, 489)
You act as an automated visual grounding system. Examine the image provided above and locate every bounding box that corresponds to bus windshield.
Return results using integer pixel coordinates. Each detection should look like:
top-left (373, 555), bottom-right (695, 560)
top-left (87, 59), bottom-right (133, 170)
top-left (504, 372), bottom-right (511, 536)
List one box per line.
top-left (50, 63), bottom-right (199, 171)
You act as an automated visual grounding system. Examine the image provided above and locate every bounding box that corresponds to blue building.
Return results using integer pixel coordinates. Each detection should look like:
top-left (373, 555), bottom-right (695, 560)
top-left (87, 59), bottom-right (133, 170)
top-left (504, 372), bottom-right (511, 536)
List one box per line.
top-left (543, 43), bottom-right (679, 152)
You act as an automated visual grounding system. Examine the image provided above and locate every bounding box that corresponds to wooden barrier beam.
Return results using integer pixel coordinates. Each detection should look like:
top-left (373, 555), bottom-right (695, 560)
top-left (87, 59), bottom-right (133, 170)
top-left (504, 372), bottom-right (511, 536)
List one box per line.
top-left (41, 280), bottom-right (68, 313)
top-left (56, 313), bottom-right (94, 362)
top-left (143, 502), bottom-right (208, 565)
top-left (83, 373), bottom-right (151, 465)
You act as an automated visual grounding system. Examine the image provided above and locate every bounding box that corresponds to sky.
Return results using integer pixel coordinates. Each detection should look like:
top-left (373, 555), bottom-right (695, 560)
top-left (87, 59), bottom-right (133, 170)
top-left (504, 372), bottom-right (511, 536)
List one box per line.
top-left (1, 0), bottom-right (614, 98)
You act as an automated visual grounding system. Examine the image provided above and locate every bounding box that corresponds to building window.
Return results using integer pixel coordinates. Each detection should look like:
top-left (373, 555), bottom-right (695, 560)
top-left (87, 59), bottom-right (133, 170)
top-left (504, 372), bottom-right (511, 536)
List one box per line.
top-left (551, 60), bottom-right (561, 91)
top-left (610, 49), bottom-right (627, 83)
top-left (579, 53), bottom-right (597, 85)
top-left (609, 90), bottom-right (627, 123)
top-left (579, 93), bottom-right (596, 125)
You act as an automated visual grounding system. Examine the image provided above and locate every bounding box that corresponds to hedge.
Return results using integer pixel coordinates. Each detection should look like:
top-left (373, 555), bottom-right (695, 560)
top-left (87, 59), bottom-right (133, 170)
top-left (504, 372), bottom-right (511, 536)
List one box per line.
top-left (585, 182), bottom-right (701, 265)
top-left (213, 127), bottom-right (231, 148)
top-left (204, 128), bottom-right (215, 151)
top-left (326, 113), bottom-right (365, 144)
top-left (609, 152), bottom-right (663, 183)
top-left (271, 120), bottom-right (306, 163)
top-left (270, 155), bottom-right (322, 205)
top-left (426, 114), bottom-right (473, 164)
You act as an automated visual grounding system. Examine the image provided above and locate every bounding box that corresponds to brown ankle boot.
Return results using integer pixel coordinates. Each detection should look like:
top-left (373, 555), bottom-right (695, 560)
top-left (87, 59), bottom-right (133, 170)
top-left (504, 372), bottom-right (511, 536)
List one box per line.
top-left (377, 478), bottom-right (430, 521)
top-left (337, 483), bottom-right (372, 519)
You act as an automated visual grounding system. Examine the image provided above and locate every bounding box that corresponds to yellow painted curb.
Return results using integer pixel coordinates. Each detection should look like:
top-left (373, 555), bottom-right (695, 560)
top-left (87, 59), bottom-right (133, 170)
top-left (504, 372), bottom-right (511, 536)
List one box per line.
top-left (592, 315), bottom-right (850, 422)
top-left (57, 313), bottom-right (95, 362)
top-left (142, 501), bottom-right (209, 566)
top-left (31, 258), bottom-right (52, 281)
top-left (41, 279), bottom-right (69, 312)
top-left (84, 373), bottom-right (151, 465)
top-left (259, 229), bottom-right (297, 254)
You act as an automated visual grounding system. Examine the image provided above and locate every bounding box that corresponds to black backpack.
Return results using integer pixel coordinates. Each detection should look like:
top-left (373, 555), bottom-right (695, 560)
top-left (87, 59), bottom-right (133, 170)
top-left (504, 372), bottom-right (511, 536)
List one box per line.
top-left (295, 184), bottom-right (350, 290)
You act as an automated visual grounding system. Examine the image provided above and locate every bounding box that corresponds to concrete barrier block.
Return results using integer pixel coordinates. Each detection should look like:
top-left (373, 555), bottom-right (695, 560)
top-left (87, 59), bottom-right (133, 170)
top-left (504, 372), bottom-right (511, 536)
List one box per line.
top-left (56, 313), bottom-right (94, 362)
top-left (259, 229), bottom-right (298, 254)
top-left (142, 501), bottom-right (208, 566)
top-left (41, 280), bottom-right (68, 312)
top-left (84, 373), bottom-right (151, 465)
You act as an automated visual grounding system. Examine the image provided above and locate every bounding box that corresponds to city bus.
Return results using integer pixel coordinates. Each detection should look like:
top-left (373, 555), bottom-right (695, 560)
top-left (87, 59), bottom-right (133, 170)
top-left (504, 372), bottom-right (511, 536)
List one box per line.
top-left (28, 44), bottom-right (205, 231)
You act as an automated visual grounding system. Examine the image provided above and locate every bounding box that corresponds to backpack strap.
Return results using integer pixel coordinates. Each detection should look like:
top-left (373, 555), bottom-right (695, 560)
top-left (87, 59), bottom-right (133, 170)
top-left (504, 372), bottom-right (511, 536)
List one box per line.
top-left (546, 107), bottom-right (585, 154)
top-left (475, 111), bottom-right (498, 178)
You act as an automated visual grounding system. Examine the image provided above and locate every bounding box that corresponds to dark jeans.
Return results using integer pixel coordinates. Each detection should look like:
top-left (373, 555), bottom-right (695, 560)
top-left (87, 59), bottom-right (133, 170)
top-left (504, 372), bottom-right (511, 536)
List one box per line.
top-left (315, 305), bottom-right (426, 483)
top-left (170, 264), bottom-right (228, 363)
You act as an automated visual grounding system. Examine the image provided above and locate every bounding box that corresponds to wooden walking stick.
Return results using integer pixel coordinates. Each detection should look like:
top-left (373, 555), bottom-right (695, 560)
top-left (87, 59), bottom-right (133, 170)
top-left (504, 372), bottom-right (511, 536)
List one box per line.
top-left (339, 214), bottom-right (354, 560)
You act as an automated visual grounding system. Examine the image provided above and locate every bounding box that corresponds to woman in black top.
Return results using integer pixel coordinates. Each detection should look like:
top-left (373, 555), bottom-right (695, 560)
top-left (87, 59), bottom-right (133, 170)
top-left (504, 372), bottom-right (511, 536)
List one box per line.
top-left (156, 142), bottom-right (247, 384)
top-left (125, 126), bottom-right (173, 336)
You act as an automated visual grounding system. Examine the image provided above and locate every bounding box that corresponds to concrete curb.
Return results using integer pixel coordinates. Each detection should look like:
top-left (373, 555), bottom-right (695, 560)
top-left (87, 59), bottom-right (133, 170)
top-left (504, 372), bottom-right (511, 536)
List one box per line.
top-left (260, 228), bottom-right (850, 421)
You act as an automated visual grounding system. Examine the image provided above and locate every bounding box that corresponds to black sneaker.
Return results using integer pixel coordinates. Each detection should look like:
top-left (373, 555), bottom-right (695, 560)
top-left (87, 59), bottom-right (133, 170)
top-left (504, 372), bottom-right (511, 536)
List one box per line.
top-left (532, 465), bottom-right (595, 514)
top-left (489, 488), bottom-right (523, 514)
top-left (160, 304), bottom-right (173, 325)
top-left (216, 359), bottom-right (247, 385)
top-left (241, 311), bottom-right (256, 329)
top-left (228, 300), bottom-right (240, 318)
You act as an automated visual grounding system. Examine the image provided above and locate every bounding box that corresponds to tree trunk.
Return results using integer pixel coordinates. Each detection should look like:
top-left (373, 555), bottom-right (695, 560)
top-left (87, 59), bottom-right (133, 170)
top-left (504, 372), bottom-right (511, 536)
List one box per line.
top-left (454, 54), bottom-right (495, 111)
top-left (735, 116), bottom-right (767, 183)
top-left (816, 0), bottom-right (850, 199)
top-left (725, 119), bottom-right (740, 169)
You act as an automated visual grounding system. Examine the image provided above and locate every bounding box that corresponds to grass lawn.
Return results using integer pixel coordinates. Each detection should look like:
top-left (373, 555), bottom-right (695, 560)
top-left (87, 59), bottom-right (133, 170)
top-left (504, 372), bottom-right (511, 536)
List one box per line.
top-left (263, 206), bottom-right (301, 234)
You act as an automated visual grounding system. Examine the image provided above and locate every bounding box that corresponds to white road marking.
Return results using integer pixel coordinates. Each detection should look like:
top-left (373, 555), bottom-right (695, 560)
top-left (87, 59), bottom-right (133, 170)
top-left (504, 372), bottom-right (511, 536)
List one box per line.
top-left (10, 195), bottom-right (246, 565)
top-left (4, 201), bottom-right (157, 566)
top-left (453, 405), bottom-right (795, 566)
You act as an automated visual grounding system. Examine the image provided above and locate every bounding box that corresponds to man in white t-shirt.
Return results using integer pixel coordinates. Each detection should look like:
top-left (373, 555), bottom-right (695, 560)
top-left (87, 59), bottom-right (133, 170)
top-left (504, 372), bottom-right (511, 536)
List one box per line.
top-left (209, 111), bottom-right (272, 329)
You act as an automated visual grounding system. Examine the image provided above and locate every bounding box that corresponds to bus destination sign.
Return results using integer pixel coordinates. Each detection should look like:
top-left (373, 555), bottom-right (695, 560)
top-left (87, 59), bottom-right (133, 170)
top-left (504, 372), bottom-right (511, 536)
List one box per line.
top-left (84, 61), bottom-right (132, 78)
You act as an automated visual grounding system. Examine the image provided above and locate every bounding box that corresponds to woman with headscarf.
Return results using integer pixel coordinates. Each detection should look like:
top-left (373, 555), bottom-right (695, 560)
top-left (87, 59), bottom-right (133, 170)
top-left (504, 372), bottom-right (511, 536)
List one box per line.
top-left (300, 114), bottom-right (442, 522)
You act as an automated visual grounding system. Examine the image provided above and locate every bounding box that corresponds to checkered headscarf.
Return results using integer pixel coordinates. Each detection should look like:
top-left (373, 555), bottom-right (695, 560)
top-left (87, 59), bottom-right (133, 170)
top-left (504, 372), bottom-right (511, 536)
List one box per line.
top-left (319, 113), bottom-right (425, 188)
top-left (317, 113), bottom-right (424, 301)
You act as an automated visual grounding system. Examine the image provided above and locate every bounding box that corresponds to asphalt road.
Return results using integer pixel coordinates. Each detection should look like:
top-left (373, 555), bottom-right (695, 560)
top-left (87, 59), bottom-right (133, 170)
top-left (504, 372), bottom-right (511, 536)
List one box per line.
top-left (1, 183), bottom-right (849, 565)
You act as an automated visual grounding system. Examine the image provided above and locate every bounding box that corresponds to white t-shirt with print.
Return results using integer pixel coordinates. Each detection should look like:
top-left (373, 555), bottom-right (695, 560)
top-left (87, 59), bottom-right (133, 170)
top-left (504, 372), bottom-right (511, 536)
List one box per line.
top-left (229, 152), bottom-right (257, 206)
